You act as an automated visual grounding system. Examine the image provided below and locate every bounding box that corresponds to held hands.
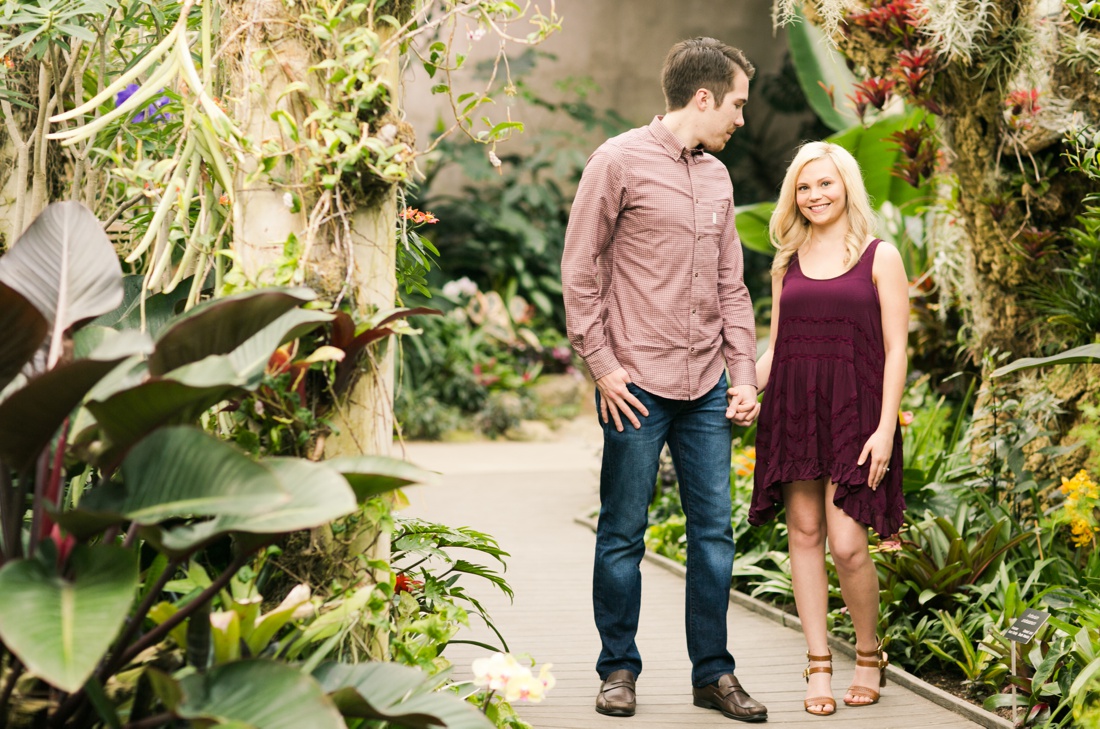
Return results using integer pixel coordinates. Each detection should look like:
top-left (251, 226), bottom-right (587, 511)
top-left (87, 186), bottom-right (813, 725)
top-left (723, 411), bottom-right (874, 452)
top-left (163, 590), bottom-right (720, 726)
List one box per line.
top-left (725, 385), bottom-right (759, 426)
top-left (595, 368), bottom-right (649, 432)
top-left (857, 429), bottom-right (894, 491)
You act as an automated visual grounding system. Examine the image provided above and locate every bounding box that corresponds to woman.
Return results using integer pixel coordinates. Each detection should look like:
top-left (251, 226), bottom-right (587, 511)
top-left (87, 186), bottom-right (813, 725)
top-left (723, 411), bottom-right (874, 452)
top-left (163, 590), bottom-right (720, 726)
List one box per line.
top-left (749, 142), bottom-right (909, 716)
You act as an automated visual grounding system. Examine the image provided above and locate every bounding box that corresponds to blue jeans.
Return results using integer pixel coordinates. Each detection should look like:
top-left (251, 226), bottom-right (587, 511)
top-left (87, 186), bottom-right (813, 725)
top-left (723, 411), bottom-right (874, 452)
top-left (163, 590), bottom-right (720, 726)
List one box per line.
top-left (593, 374), bottom-right (736, 687)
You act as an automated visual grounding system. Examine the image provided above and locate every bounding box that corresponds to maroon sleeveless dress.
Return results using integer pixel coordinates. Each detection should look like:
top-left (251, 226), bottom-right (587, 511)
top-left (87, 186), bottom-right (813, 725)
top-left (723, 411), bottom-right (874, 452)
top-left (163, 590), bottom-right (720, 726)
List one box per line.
top-left (749, 238), bottom-right (905, 537)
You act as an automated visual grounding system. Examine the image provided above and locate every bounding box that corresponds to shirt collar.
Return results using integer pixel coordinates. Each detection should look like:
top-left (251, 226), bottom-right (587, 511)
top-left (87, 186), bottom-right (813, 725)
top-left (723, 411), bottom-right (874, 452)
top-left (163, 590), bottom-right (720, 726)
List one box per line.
top-left (649, 116), bottom-right (704, 162)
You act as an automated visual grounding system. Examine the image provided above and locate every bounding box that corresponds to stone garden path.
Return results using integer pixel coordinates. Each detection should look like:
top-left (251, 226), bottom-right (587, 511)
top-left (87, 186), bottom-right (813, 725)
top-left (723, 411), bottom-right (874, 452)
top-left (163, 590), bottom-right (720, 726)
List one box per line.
top-left (401, 412), bottom-right (1004, 729)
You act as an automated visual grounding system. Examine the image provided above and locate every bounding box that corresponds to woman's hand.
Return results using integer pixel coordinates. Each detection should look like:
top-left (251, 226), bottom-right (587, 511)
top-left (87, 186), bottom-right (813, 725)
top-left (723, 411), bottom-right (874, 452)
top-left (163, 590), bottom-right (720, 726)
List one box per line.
top-left (857, 428), bottom-right (894, 491)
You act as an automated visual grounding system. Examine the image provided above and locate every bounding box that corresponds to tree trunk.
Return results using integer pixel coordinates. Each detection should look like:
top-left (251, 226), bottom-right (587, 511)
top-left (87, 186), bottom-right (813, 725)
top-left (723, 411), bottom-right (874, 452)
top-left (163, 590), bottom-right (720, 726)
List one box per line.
top-left (221, 1), bottom-right (400, 645)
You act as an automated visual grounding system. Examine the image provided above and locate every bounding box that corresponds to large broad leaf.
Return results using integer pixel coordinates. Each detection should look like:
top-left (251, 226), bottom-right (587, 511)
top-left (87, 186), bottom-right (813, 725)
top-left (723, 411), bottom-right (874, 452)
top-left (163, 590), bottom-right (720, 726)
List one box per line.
top-left (149, 288), bottom-right (318, 376)
top-left (0, 546), bottom-right (137, 693)
top-left (325, 456), bottom-right (441, 502)
top-left (86, 379), bottom-right (239, 462)
top-left (91, 274), bottom-right (194, 337)
top-left (163, 308), bottom-right (334, 389)
top-left (733, 201), bottom-right (776, 255)
top-left (0, 329), bottom-right (152, 469)
top-left (177, 660), bottom-right (345, 729)
top-left (314, 662), bottom-right (492, 729)
top-left (0, 284), bottom-right (48, 393)
top-left (991, 343), bottom-right (1100, 379)
top-left (69, 427), bottom-right (287, 531)
top-left (159, 458), bottom-right (357, 552)
top-left (787, 6), bottom-right (859, 131)
top-left (0, 201), bottom-right (123, 366)
top-left (84, 308), bottom-right (331, 461)
top-left (827, 111), bottom-right (934, 211)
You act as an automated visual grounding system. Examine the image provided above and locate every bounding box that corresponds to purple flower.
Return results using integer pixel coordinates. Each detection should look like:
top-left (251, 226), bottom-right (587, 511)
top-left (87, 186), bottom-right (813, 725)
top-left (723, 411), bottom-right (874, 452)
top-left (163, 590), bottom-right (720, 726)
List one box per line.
top-left (114, 83), bottom-right (139, 107)
top-left (114, 82), bottom-right (171, 124)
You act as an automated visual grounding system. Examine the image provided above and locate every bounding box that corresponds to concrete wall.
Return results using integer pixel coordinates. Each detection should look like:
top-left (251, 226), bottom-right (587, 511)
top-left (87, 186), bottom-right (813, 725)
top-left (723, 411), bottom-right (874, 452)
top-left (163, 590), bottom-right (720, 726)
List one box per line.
top-left (402, 0), bottom-right (788, 156)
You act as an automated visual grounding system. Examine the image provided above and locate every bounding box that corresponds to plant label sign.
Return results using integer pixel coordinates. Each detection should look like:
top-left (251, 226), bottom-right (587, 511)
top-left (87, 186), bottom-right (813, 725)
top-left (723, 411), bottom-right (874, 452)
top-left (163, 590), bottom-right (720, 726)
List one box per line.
top-left (1004, 608), bottom-right (1050, 644)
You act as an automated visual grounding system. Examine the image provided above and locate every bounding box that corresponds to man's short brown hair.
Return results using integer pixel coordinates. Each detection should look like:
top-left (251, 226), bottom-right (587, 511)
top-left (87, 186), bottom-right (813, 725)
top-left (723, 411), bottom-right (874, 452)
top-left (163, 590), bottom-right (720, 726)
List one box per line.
top-left (661, 37), bottom-right (755, 111)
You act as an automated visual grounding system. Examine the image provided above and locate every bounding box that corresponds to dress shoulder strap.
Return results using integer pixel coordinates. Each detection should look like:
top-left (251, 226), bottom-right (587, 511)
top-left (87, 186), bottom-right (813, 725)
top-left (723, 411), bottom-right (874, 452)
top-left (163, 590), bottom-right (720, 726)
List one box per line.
top-left (859, 238), bottom-right (882, 272)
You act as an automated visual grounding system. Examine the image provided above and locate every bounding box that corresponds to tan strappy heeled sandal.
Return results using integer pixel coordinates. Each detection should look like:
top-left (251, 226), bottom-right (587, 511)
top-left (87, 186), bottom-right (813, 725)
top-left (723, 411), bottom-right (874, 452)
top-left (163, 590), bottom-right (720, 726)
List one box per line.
top-left (844, 644), bottom-right (888, 706)
top-left (803, 652), bottom-right (836, 716)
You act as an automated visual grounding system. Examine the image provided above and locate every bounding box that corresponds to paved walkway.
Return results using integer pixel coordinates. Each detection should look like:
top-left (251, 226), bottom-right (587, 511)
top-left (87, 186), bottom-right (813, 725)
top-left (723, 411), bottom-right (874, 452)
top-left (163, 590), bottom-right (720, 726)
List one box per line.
top-left (400, 417), bottom-right (988, 729)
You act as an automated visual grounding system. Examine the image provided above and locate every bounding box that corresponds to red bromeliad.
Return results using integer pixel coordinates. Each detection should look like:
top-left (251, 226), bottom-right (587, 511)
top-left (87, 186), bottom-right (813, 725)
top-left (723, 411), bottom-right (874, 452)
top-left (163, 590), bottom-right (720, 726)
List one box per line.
top-left (886, 123), bottom-right (938, 187)
top-left (847, 77), bottom-right (897, 122)
top-left (1015, 226), bottom-right (1059, 260)
top-left (847, 0), bottom-right (921, 49)
top-left (894, 47), bottom-right (942, 113)
top-left (1005, 88), bottom-right (1042, 130)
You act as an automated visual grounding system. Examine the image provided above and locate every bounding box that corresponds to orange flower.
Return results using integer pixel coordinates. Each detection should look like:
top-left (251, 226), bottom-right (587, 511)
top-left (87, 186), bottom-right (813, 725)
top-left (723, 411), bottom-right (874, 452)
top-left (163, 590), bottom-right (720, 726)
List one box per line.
top-left (394, 573), bottom-right (423, 593)
top-left (732, 446), bottom-right (756, 477)
top-left (400, 208), bottom-right (439, 224)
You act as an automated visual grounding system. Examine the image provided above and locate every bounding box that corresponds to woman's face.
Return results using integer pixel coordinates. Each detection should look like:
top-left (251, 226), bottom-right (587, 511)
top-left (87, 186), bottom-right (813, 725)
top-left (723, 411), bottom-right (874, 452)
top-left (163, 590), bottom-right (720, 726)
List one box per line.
top-left (795, 156), bottom-right (847, 228)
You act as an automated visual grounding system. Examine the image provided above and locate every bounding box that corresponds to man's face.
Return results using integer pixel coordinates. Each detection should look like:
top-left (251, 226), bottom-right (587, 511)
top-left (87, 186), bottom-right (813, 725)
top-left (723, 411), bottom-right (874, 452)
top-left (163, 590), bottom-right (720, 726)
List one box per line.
top-left (700, 71), bottom-right (749, 153)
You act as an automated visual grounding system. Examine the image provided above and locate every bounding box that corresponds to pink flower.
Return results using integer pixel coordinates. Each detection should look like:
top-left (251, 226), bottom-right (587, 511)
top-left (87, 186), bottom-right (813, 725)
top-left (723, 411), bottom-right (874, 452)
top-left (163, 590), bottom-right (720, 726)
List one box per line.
top-left (877, 539), bottom-right (902, 552)
top-left (899, 411), bottom-right (914, 426)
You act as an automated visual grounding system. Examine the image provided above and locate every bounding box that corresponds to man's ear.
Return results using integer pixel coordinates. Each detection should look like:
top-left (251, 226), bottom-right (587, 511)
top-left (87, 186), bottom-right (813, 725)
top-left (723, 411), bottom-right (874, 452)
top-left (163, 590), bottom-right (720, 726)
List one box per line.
top-left (693, 88), bottom-right (710, 111)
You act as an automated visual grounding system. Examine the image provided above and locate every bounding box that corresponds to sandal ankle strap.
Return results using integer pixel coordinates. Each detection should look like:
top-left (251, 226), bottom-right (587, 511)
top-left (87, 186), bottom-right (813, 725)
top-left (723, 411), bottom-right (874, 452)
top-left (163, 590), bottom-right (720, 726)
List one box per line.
top-left (806, 652), bottom-right (832, 662)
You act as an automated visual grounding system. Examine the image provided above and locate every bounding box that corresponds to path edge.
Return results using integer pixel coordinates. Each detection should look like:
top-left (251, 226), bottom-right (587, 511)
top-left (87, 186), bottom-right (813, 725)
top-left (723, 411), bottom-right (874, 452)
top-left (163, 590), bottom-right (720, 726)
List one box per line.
top-left (574, 513), bottom-right (1013, 729)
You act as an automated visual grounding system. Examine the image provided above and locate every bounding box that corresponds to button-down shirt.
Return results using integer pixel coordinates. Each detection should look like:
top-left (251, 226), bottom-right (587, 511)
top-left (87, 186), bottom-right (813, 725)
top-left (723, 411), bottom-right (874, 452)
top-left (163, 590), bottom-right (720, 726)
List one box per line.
top-left (561, 116), bottom-right (757, 400)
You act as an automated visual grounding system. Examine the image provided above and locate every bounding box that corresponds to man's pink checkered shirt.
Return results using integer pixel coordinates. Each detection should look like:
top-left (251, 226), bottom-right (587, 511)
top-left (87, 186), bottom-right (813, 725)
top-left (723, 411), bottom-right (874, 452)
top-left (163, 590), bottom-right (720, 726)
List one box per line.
top-left (562, 116), bottom-right (758, 401)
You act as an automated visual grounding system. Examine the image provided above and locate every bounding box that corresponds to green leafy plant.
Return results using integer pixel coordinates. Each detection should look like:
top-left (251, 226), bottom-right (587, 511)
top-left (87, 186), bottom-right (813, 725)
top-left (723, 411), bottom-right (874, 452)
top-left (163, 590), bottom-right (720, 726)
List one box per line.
top-left (395, 289), bottom-right (546, 440)
top-left (875, 504), bottom-right (1033, 612)
top-left (390, 519), bottom-right (514, 663)
top-left (923, 608), bottom-right (1002, 693)
top-left (0, 202), bottom-right (488, 728)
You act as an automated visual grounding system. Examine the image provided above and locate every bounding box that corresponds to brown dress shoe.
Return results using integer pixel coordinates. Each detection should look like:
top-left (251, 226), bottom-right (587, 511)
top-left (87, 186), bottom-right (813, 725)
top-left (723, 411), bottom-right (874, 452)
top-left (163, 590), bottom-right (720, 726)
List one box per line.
top-left (596, 669), bottom-right (637, 717)
top-left (692, 674), bottom-right (768, 722)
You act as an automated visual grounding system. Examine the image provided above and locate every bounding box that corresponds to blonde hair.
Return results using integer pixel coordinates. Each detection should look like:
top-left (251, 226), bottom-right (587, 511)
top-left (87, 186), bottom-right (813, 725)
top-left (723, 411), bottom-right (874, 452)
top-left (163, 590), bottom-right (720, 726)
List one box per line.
top-left (769, 141), bottom-right (877, 276)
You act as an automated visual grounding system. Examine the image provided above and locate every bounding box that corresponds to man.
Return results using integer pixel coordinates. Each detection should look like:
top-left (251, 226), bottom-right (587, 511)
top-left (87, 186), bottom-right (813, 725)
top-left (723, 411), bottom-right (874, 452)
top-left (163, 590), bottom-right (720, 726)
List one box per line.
top-left (561, 37), bottom-right (765, 722)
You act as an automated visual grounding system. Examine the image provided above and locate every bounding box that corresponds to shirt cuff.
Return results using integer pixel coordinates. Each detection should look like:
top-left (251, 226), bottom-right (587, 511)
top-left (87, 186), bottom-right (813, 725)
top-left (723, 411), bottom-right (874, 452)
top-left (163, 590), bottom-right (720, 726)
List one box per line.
top-left (583, 348), bottom-right (622, 382)
top-left (727, 359), bottom-right (758, 391)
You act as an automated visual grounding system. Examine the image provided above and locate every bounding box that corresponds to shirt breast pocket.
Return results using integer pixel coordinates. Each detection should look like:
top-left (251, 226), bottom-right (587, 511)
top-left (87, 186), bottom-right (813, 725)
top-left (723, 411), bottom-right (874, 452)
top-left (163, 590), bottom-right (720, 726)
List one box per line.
top-left (698, 198), bottom-right (731, 237)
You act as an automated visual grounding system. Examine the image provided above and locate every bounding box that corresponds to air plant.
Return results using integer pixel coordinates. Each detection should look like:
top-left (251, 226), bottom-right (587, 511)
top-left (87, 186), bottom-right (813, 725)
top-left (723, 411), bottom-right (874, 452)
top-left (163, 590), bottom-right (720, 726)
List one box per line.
top-left (911, 0), bottom-right (996, 64)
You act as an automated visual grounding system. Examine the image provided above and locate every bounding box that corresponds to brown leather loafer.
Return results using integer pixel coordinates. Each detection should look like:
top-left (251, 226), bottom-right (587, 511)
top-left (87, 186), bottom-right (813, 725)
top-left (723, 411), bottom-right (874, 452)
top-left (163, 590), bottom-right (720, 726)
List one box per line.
top-left (596, 669), bottom-right (637, 717)
top-left (692, 674), bottom-right (768, 722)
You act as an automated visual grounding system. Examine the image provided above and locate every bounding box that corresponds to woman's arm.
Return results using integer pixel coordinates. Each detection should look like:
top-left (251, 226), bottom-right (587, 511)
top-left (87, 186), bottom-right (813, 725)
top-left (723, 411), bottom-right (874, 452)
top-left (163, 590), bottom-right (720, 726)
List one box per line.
top-left (755, 273), bottom-right (784, 392)
top-left (873, 241), bottom-right (910, 434)
top-left (858, 240), bottom-right (910, 489)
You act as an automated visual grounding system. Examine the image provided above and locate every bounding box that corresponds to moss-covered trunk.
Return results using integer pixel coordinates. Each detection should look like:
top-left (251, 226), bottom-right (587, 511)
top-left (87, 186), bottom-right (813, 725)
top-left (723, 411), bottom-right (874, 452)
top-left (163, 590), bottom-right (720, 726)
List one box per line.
top-left (221, 0), bottom-right (401, 654)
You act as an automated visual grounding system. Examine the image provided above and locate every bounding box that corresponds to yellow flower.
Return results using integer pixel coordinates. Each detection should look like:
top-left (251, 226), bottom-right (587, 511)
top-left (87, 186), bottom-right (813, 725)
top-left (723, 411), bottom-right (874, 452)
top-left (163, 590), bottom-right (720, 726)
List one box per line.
top-left (1071, 517), bottom-right (1095, 548)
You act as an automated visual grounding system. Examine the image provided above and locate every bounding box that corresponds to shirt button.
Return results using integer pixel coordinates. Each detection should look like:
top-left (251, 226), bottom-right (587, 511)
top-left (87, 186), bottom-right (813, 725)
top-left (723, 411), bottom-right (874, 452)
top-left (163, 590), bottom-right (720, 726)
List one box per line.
top-left (690, 347), bottom-right (696, 352)
top-left (692, 308), bottom-right (696, 314)
top-left (694, 272), bottom-right (699, 277)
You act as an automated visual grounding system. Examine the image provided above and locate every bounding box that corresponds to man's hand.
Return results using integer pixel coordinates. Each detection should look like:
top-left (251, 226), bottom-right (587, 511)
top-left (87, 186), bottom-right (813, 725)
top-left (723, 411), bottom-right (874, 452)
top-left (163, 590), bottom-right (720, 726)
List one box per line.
top-left (725, 384), bottom-right (759, 426)
top-left (595, 368), bottom-right (649, 432)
